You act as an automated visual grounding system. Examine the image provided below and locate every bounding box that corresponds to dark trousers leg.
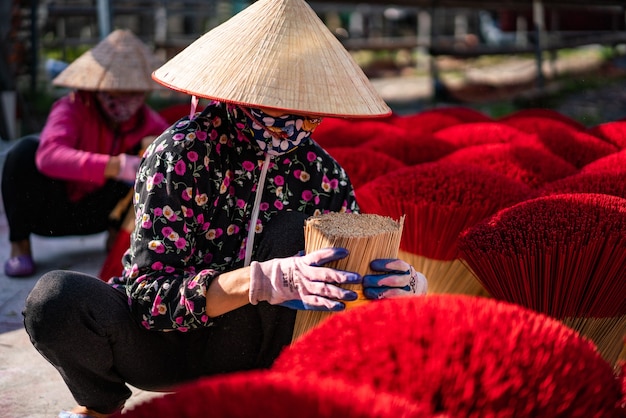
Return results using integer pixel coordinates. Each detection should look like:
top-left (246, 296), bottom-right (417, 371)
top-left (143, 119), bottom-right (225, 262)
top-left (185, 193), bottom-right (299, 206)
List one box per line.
top-left (1, 136), bottom-right (130, 242)
top-left (23, 211), bottom-right (308, 413)
top-left (249, 211), bottom-right (309, 366)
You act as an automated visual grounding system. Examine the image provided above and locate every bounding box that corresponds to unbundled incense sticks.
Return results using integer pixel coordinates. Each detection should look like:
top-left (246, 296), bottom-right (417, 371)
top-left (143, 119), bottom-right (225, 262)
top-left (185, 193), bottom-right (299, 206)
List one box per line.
top-left (355, 161), bottom-right (533, 297)
top-left (458, 193), bottom-right (626, 366)
top-left (292, 213), bottom-right (404, 342)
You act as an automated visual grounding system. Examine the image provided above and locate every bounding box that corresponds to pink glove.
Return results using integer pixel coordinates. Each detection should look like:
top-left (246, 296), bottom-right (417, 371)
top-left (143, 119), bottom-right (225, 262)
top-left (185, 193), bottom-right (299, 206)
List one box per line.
top-left (249, 247), bottom-right (361, 311)
top-left (362, 259), bottom-right (428, 299)
top-left (117, 153), bottom-right (141, 184)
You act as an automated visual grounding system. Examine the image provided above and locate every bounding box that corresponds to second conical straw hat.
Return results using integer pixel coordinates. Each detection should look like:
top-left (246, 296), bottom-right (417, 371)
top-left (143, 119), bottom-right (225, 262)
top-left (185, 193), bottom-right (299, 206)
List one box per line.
top-left (53, 29), bottom-right (163, 92)
top-left (152, 0), bottom-right (391, 118)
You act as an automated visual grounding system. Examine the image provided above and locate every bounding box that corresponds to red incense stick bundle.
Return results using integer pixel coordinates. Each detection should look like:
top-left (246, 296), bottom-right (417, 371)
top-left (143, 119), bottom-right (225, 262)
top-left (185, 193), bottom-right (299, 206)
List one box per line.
top-left (438, 140), bottom-right (577, 188)
top-left (539, 170), bottom-right (626, 199)
top-left (588, 120), bottom-right (626, 149)
top-left (500, 115), bottom-right (618, 168)
top-left (362, 133), bottom-right (458, 166)
top-left (579, 148), bottom-right (626, 174)
top-left (388, 106), bottom-right (492, 134)
top-left (312, 117), bottom-right (406, 149)
top-left (117, 370), bottom-right (429, 418)
top-left (458, 193), bottom-right (626, 366)
top-left (355, 161), bottom-right (534, 296)
top-left (273, 295), bottom-right (624, 417)
top-left (433, 121), bottom-right (538, 148)
top-left (325, 146), bottom-right (406, 189)
top-left (499, 108), bottom-right (587, 131)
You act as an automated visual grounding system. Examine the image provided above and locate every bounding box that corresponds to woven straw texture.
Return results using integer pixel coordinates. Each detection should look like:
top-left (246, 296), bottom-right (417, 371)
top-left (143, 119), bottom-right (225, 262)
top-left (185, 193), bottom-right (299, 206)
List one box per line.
top-left (53, 29), bottom-right (162, 91)
top-left (152, 0), bottom-right (390, 117)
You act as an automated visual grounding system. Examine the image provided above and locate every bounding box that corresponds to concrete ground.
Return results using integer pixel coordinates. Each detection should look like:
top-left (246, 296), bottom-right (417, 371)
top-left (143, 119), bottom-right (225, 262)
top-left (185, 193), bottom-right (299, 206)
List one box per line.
top-left (0, 146), bottom-right (161, 417)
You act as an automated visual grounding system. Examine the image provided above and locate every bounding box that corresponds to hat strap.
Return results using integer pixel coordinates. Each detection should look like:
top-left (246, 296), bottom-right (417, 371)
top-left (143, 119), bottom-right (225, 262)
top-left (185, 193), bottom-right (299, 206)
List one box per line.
top-left (190, 95), bottom-right (199, 119)
top-left (244, 152), bottom-right (272, 267)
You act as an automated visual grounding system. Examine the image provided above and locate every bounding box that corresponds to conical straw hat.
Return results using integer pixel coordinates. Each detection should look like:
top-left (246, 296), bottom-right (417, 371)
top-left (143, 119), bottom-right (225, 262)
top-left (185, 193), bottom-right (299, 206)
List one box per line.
top-left (152, 0), bottom-right (391, 118)
top-left (53, 29), bottom-right (163, 92)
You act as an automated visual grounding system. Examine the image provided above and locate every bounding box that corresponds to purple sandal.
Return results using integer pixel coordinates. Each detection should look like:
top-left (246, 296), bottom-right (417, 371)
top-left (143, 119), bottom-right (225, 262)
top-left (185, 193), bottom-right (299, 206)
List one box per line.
top-left (4, 255), bottom-right (36, 277)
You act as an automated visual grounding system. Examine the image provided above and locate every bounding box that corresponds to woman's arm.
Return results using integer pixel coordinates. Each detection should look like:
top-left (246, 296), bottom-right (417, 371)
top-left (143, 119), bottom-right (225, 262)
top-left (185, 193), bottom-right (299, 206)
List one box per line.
top-left (36, 94), bottom-right (111, 183)
top-left (204, 267), bottom-right (251, 317)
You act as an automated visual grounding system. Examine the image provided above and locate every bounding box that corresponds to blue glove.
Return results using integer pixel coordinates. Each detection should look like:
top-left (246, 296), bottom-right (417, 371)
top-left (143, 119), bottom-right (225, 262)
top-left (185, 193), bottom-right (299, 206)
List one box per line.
top-left (249, 247), bottom-right (361, 311)
top-left (362, 259), bottom-right (427, 299)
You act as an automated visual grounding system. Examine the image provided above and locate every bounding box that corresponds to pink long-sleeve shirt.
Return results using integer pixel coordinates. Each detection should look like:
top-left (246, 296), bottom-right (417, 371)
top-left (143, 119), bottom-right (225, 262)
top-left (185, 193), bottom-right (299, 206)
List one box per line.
top-left (36, 90), bottom-right (170, 201)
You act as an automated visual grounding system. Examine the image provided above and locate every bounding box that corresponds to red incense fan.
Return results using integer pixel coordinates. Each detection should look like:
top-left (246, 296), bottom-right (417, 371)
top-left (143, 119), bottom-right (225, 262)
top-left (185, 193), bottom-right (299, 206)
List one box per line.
top-left (438, 139), bottom-right (578, 188)
top-left (539, 170), bottom-right (626, 199)
top-left (272, 295), bottom-right (624, 417)
top-left (545, 150), bottom-right (626, 199)
top-left (579, 148), bottom-right (626, 174)
top-left (458, 193), bottom-right (626, 366)
top-left (312, 117), bottom-right (406, 149)
top-left (325, 147), bottom-right (405, 189)
top-left (388, 106), bottom-right (492, 134)
top-left (432, 121), bottom-right (538, 148)
top-left (114, 370), bottom-right (430, 418)
top-left (498, 108), bottom-right (587, 131)
top-left (362, 133), bottom-right (458, 166)
top-left (589, 120), bottom-right (626, 149)
top-left (500, 115), bottom-right (618, 168)
top-left (355, 161), bottom-right (534, 296)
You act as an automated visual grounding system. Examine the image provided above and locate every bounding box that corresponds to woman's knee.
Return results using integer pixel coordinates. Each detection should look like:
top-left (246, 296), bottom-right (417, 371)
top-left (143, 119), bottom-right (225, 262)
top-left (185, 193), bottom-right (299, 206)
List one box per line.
top-left (23, 270), bottom-right (100, 341)
top-left (4, 135), bottom-right (39, 171)
top-left (24, 271), bottom-right (75, 331)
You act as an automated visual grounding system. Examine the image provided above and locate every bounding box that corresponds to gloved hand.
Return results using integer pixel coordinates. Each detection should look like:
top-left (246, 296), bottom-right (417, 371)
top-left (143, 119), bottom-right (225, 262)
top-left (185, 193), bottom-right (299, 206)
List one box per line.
top-left (249, 247), bottom-right (361, 311)
top-left (117, 153), bottom-right (141, 184)
top-left (362, 259), bottom-right (427, 299)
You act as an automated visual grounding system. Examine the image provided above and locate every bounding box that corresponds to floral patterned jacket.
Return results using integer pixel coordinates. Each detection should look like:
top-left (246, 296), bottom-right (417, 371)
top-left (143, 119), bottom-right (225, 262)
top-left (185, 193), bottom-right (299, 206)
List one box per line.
top-left (110, 101), bottom-right (358, 331)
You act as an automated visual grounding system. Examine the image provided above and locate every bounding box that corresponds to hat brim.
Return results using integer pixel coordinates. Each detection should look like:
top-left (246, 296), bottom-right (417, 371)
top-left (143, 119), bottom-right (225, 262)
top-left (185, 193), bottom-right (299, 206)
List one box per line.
top-left (152, 0), bottom-right (391, 118)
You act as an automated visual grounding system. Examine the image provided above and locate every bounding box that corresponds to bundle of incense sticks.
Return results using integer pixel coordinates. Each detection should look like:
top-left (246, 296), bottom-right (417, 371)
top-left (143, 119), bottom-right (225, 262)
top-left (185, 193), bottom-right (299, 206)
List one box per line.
top-left (588, 119), bottom-right (626, 149)
top-left (325, 147), bottom-right (406, 189)
top-left (355, 161), bottom-right (534, 297)
top-left (538, 169), bottom-right (626, 200)
top-left (291, 213), bottom-right (404, 342)
top-left (388, 106), bottom-right (492, 134)
top-left (500, 115), bottom-right (617, 168)
top-left (432, 121), bottom-right (537, 148)
top-left (498, 108), bottom-right (587, 131)
top-left (312, 117), bottom-right (405, 149)
top-left (362, 133), bottom-right (458, 166)
top-left (275, 295), bottom-right (623, 417)
top-left (438, 140), bottom-right (577, 189)
top-left (458, 193), bottom-right (626, 366)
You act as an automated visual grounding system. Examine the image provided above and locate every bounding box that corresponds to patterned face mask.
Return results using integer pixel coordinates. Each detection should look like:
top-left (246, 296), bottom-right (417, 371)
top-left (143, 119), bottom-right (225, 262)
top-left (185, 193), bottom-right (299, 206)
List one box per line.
top-left (241, 107), bottom-right (322, 156)
top-left (96, 91), bottom-right (146, 123)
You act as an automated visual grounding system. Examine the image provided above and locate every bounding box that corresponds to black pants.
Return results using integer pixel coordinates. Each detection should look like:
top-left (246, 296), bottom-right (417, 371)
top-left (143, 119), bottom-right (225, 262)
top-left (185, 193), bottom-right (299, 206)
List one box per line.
top-left (23, 212), bottom-right (306, 414)
top-left (1, 136), bottom-right (130, 242)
